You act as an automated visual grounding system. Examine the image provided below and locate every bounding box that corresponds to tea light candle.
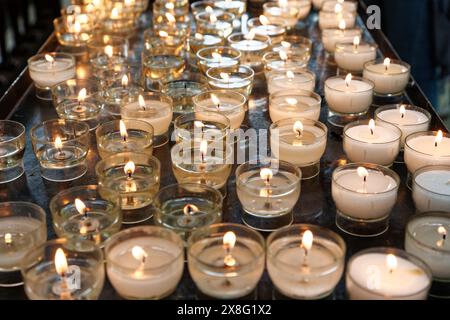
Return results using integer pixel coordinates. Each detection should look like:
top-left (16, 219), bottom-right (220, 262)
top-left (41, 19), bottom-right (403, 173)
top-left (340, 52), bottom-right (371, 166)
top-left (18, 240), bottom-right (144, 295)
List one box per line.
top-left (188, 223), bottom-right (265, 299)
top-left (174, 111), bottom-right (230, 144)
top-left (90, 45), bottom-right (127, 71)
top-left (195, 10), bottom-right (234, 38)
top-left (363, 58), bottom-right (411, 96)
top-left (343, 119), bottom-right (401, 166)
top-left (262, 49), bottom-right (311, 78)
top-left (193, 90), bottom-right (247, 129)
top-left (236, 160), bottom-right (301, 231)
top-left (267, 224), bottom-right (346, 299)
top-left (404, 131), bottom-right (450, 174)
top-left (318, 4), bottom-right (356, 30)
top-left (105, 226), bottom-right (184, 300)
top-left (269, 90), bottom-right (321, 122)
top-left (335, 37), bottom-right (377, 72)
top-left (102, 75), bottom-right (144, 116)
top-left (144, 30), bottom-right (185, 56)
top-left (247, 15), bottom-right (286, 44)
top-left (162, 79), bottom-right (209, 116)
top-left (196, 46), bottom-right (241, 74)
top-left (142, 54), bottom-right (185, 91)
top-left (346, 248), bottom-right (432, 300)
top-left (96, 119), bottom-right (154, 159)
top-left (321, 23), bottom-right (361, 53)
top-left (206, 65), bottom-right (255, 97)
top-left (375, 104), bottom-right (431, 147)
top-left (0, 120), bottom-right (26, 184)
top-left (412, 165), bottom-right (450, 213)
top-left (189, 33), bottom-right (224, 57)
top-left (267, 70), bottom-right (316, 94)
top-left (122, 93), bottom-right (173, 147)
top-left (227, 31), bottom-right (271, 71)
top-left (262, 1), bottom-right (300, 29)
top-left (332, 164), bottom-right (400, 236)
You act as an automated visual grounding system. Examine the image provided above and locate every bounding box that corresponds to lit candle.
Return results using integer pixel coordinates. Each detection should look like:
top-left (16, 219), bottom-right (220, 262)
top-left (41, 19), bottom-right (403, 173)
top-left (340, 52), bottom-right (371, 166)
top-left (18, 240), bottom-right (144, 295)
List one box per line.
top-left (321, 21), bottom-right (361, 53)
top-left (54, 248), bottom-right (73, 300)
top-left (412, 165), bottom-right (450, 212)
top-left (335, 36), bottom-right (377, 72)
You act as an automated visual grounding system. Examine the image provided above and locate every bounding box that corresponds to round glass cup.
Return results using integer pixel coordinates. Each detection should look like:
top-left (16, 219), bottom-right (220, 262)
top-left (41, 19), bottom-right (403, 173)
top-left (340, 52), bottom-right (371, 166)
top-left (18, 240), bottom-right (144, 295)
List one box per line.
top-left (153, 183), bottom-right (223, 243)
top-left (104, 226), bottom-right (184, 300)
top-left (189, 33), bottom-right (224, 67)
top-left (332, 163), bottom-right (400, 237)
top-left (86, 34), bottom-right (129, 60)
top-left (346, 247), bottom-right (432, 300)
top-left (247, 18), bottom-right (286, 44)
top-left (188, 223), bottom-right (265, 299)
top-left (0, 120), bottom-right (26, 183)
top-left (227, 33), bottom-right (271, 72)
top-left (102, 79), bottom-right (145, 117)
top-left (93, 63), bottom-right (131, 90)
top-left (262, 49), bottom-right (311, 77)
top-left (141, 53), bottom-right (186, 91)
top-left (236, 159), bottom-right (302, 231)
top-left (100, 15), bottom-right (138, 35)
top-left (213, 0), bottom-right (246, 18)
top-left (153, 1), bottom-right (190, 23)
top-left (96, 152), bottom-right (160, 224)
top-left (194, 10), bottom-right (235, 38)
top-left (95, 119), bottom-right (154, 159)
top-left (335, 41), bottom-right (377, 73)
top-left (272, 35), bottom-right (312, 54)
top-left (28, 53), bottom-right (76, 100)
top-left (267, 224), bottom-right (346, 300)
top-left (143, 29), bottom-right (186, 56)
top-left (269, 89), bottom-right (321, 122)
top-left (412, 165), bottom-right (450, 213)
top-left (30, 119), bottom-right (90, 182)
top-left (262, 2), bottom-right (300, 29)
top-left (50, 185), bottom-right (122, 246)
top-left (363, 59), bottom-right (411, 97)
top-left (53, 16), bottom-right (93, 48)
top-left (21, 238), bottom-right (105, 300)
top-left (206, 65), bottom-right (254, 97)
top-left (267, 69), bottom-right (315, 94)
top-left (318, 10), bottom-right (356, 30)
top-left (196, 46), bottom-right (241, 74)
top-left (191, 0), bottom-right (214, 16)
top-left (0, 202), bottom-right (46, 287)
top-left (51, 78), bottom-right (102, 106)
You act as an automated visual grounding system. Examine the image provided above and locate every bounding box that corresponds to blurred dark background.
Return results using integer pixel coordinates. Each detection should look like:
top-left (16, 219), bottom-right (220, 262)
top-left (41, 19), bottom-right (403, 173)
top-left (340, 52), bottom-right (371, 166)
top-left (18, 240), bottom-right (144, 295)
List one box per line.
top-left (0, 0), bottom-right (449, 127)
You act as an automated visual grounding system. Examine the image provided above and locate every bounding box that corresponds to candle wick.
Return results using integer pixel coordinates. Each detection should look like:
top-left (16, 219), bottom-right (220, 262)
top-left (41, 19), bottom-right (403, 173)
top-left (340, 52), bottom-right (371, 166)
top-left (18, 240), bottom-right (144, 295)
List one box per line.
top-left (435, 141), bottom-right (438, 148)
top-left (127, 171), bottom-right (132, 179)
top-left (217, 104), bottom-right (220, 111)
top-left (401, 113), bottom-right (405, 119)
top-left (443, 234), bottom-right (447, 241)
top-left (370, 128), bottom-right (374, 136)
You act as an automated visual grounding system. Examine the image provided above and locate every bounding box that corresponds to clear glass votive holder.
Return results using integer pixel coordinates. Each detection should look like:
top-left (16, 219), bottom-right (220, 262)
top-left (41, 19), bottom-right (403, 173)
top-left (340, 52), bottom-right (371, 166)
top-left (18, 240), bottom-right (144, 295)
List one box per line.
top-left (189, 33), bottom-right (224, 67)
top-left (50, 185), bottom-right (122, 246)
top-left (346, 247), bottom-right (432, 300)
top-left (272, 35), bottom-right (312, 54)
top-left (412, 165), bottom-right (450, 213)
top-left (21, 238), bottom-right (105, 300)
top-left (206, 65), bottom-right (254, 98)
top-left (144, 29), bottom-right (186, 56)
top-left (335, 40), bottom-right (377, 73)
top-left (0, 120), bottom-right (26, 183)
top-left (195, 10), bottom-right (235, 38)
top-left (405, 212), bottom-right (450, 298)
top-left (188, 223), bottom-right (265, 299)
top-left (213, 0), bottom-right (246, 18)
top-left (267, 224), bottom-right (346, 300)
top-left (96, 152), bottom-right (160, 224)
top-left (142, 53), bottom-right (186, 91)
top-left (227, 33), bottom-right (271, 73)
top-left (86, 34), bottom-right (129, 62)
top-left (53, 16), bottom-right (93, 48)
top-left (247, 18), bottom-right (286, 44)
top-left (236, 159), bottom-right (302, 231)
top-left (102, 83), bottom-right (145, 117)
top-left (122, 92), bottom-right (173, 147)
top-left (269, 89), bottom-right (321, 122)
top-left (262, 49), bottom-right (311, 78)
top-left (318, 9), bottom-right (356, 30)
top-left (153, 1), bottom-right (190, 23)
top-left (193, 89), bottom-right (247, 130)
top-left (196, 46), bottom-right (241, 74)
top-left (30, 119), bottom-right (90, 182)
top-left (332, 163), bottom-right (400, 237)
top-left (105, 226), bottom-right (184, 300)
top-left (363, 59), bottom-right (411, 97)
top-left (95, 63), bottom-right (132, 90)
top-left (51, 78), bottom-right (102, 106)
top-left (191, 0), bottom-right (214, 16)
top-left (267, 69), bottom-right (315, 94)
top-left (0, 202), bottom-right (46, 287)
top-left (262, 2), bottom-right (300, 29)
top-left (153, 183), bottom-right (223, 243)
top-left (270, 118), bottom-right (327, 179)
top-left (95, 119), bottom-right (154, 159)
top-left (28, 53), bottom-right (76, 100)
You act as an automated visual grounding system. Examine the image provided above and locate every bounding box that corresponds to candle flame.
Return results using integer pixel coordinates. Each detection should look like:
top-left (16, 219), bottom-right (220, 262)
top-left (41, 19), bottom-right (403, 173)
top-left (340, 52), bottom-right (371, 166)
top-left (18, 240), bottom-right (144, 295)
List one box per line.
top-left (345, 73), bottom-right (352, 87)
top-left (165, 12), bottom-right (176, 23)
top-left (200, 140), bottom-right (208, 159)
top-left (105, 45), bottom-right (113, 58)
top-left (223, 231), bottom-right (236, 250)
top-left (45, 54), bottom-right (54, 63)
top-left (55, 136), bottom-right (63, 150)
top-left (183, 204), bottom-right (199, 216)
top-left (281, 41), bottom-right (291, 49)
top-left (54, 248), bottom-right (68, 277)
top-left (338, 19), bottom-right (346, 31)
top-left (119, 120), bottom-right (128, 141)
top-left (124, 160), bottom-right (135, 176)
top-left (260, 168), bottom-right (273, 181)
top-left (165, 2), bottom-right (174, 9)
top-left (357, 167), bottom-right (368, 180)
top-left (4, 233), bottom-right (12, 245)
top-left (293, 120), bottom-right (303, 136)
top-left (205, 5), bottom-right (213, 13)
top-left (286, 98), bottom-right (297, 106)
top-left (131, 246), bottom-right (147, 263)
top-left (77, 88), bottom-right (87, 102)
top-left (259, 15), bottom-right (270, 26)
top-left (245, 29), bottom-right (256, 41)
top-left (111, 8), bottom-right (119, 19)
top-left (438, 226), bottom-right (447, 237)
top-left (384, 58), bottom-right (391, 70)
top-left (211, 93), bottom-right (221, 106)
top-left (159, 30), bottom-right (168, 38)
top-left (211, 52), bottom-right (222, 61)
top-left (399, 105), bottom-right (406, 118)
top-left (369, 119), bottom-right (375, 135)
top-left (335, 3), bottom-right (343, 13)
top-left (435, 130), bottom-right (443, 147)
top-left (124, 0), bottom-right (135, 6)
top-left (279, 0), bottom-right (288, 7)
top-left (194, 121), bottom-right (205, 129)
top-left (220, 72), bottom-right (230, 81)
top-left (138, 95), bottom-right (146, 109)
top-left (279, 50), bottom-right (288, 61)
top-left (209, 12), bottom-right (218, 23)
top-left (75, 198), bottom-right (87, 215)
top-left (286, 70), bottom-right (295, 79)
top-left (301, 230), bottom-right (313, 253)
top-left (121, 75), bottom-right (128, 87)
top-left (195, 33), bottom-right (203, 40)
top-left (353, 36), bottom-right (360, 47)
top-left (386, 254), bottom-right (398, 273)
top-left (73, 21), bottom-right (81, 33)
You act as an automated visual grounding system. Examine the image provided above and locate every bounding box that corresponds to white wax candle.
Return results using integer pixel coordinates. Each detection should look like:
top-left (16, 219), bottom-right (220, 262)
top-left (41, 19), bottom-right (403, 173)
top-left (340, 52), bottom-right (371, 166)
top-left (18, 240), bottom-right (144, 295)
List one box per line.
top-left (121, 100), bottom-right (172, 135)
top-left (332, 168), bottom-right (398, 220)
top-left (195, 98), bottom-right (246, 130)
top-left (29, 58), bottom-right (76, 88)
top-left (324, 77), bottom-right (373, 115)
top-left (267, 71), bottom-right (315, 94)
top-left (263, 6), bottom-right (299, 28)
top-left (322, 0), bottom-right (357, 12)
top-left (404, 135), bottom-right (450, 174)
top-left (107, 236), bottom-right (184, 299)
top-left (363, 61), bottom-right (410, 95)
top-left (412, 168), bottom-right (450, 212)
top-left (269, 94), bottom-right (320, 122)
top-left (230, 40), bottom-right (269, 52)
top-left (322, 29), bottom-right (361, 53)
top-left (347, 252), bottom-right (431, 300)
top-left (318, 11), bottom-right (356, 30)
top-left (335, 43), bottom-right (377, 72)
top-left (344, 123), bottom-right (401, 166)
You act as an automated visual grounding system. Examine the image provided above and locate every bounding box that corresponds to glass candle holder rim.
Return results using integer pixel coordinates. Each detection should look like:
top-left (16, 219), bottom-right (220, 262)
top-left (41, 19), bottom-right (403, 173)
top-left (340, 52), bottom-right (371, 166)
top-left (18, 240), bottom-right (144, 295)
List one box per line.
top-left (195, 10), bottom-right (236, 23)
top-left (347, 247), bottom-right (432, 299)
top-left (262, 1), bottom-right (303, 12)
top-left (270, 88), bottom-right (321, 107)
top-left (266, 223), bottom-right (346, 271)
top-left (95, 118), bottom-right (155, 138)
top-left (335, 40), bottom-right (377, 52)
top-left (413, 165), bottom-right (450, 197)
top-left (141, 54), bottom-right (185, 70)
top-left (318, 7), bottom-right (355, 17)
top-left (27, 53), bottom-right (76, 73)
top-left (262, 50), bottom-right (310, 63)
top-left (144, 29), bottom-right (185, 42)
top-left (247, 17), bottom-right (286, 31)
top-left (343, 120), bottom-right (402, 144)
top-left (406, 211), bottom-right (450, 254)
top-left (0, 120), bottom-right (26, 144)
top-left (236, 159), bottom-right (302, 191)
top-left (404, 131), bottom-right (450, 157)
top-left (275, 34), bottom-right (312, 47)
top-left (196, 46), bottom-right (242, 62)
top-left (125, 91), bottom-right (173, 105)
top-left (0, 201), bottom-right (46, 228)
top-left (206, 65), bottom-right (255, 83)
top-left (325, 75), bottom-right (374, 93)
top-left (363, 59), bottom-right (411, 75)
top-left (270, 117), bottom-right (328, 143)
top-left (95, 151), bottom-right (161, 179)
top-left (174, 111), bottom-right (231, 132)
top-left (86, 34), bottom-right (128, 49)
top-left (187, 222), bottom-right (266, 271)
top-left (321, 0), bottom-right (358, 11)
top-left (51, 78), bottom-right (102, 97)
top-left (171, 141), bottom-right (234, 168)
top-left (103, 83), bottom-right (144, 99)
top-left (266, 0), bottom-right (312, 7)
top-left (322, 27), bottom-right (362, 37)
top-left (30, 119), bottom-right (90, 144)
top-left (191, 0), bottom-right (214, 11)
top-left (332, 162), bottom-right (400, 195)
top-left (227, 32), bottom-right (271, 45)
top-left (268, 68), bottom-right (315, 81)
top-left (104, 225), bottom-right (184, 272)
top-left (193, 89), bottom-right (247, 110)
top-left (374, 104), bottom-right (432, 127)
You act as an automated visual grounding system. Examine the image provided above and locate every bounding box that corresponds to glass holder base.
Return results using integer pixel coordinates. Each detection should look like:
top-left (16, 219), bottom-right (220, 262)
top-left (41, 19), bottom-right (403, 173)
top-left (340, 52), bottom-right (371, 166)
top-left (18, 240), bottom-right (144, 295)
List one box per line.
top-left (0, 270), bottom-right (23, 287)
top-left (272, 286), bottom-right (335, 300)
top-left (429, 279), bottom-right (450, 299)
top-left (35, 85), bottom-right (53, 100)
top-left (0, 164), bottom-right (24, 184)
top-left (241, 209), bottom-right (293, 232)
top-left (299, 161), bottom-right (320, 180)
top-left (40, 163), bottom-right (87, 182)
top-left (335, 210), bottom-right (389, 237)
top-left (327, 110), bottom-right (368, 128)
top-left (122, 205), bottom-right (153, 224)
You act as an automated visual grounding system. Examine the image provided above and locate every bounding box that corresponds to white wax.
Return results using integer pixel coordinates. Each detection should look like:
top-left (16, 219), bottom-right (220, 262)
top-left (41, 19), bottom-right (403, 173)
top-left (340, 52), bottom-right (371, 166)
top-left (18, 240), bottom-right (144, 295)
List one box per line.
top-left (363, 63), bottom-right (410, 95)
top-left (267, 236), bottom-right (344, 299)
top-left (322, 29), bottom-right (361, 53)
top-left (376, 108), bottom-right (430, 146)
top-left (271, 126), bottom-right (327, 166)
top-left (405, 216), bottom-right (450, 279)
top-left (107, 237), bottom-right (184, 299)
top-left (269, 95), bottom-right (320, 122)
top-left (230, 40), bottom-right (269, 52)
top-left (413, 169), bottom-right (450, 213)
top-left (404, 136), bottom-right (450, 173)
top-left (267, 73), bottom-right (315, 94)
top-left (195, 98), bottom-right (246, 129)
top-left (318, 11), bottom-right (356, 30)
top-left (29, 58), bottom-right (76, 88)
top-left (335, 44), bottom-right (377, 72)
top-left (347, 253), bottom-right (430, 300)
top-left (332, 169), bottom-right (398, 220)
top-left (324, 78), bottom-right (373, 114)
top-left (344, 124), bottom-right (400, 165)
top-left (121, 100), bottom-right (172, 135)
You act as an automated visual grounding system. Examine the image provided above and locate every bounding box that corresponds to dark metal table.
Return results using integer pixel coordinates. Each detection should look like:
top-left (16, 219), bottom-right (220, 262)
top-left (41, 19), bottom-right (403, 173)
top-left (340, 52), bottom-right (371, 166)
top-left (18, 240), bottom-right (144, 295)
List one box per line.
top-left (0, 2), bottom-right (447, 300)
